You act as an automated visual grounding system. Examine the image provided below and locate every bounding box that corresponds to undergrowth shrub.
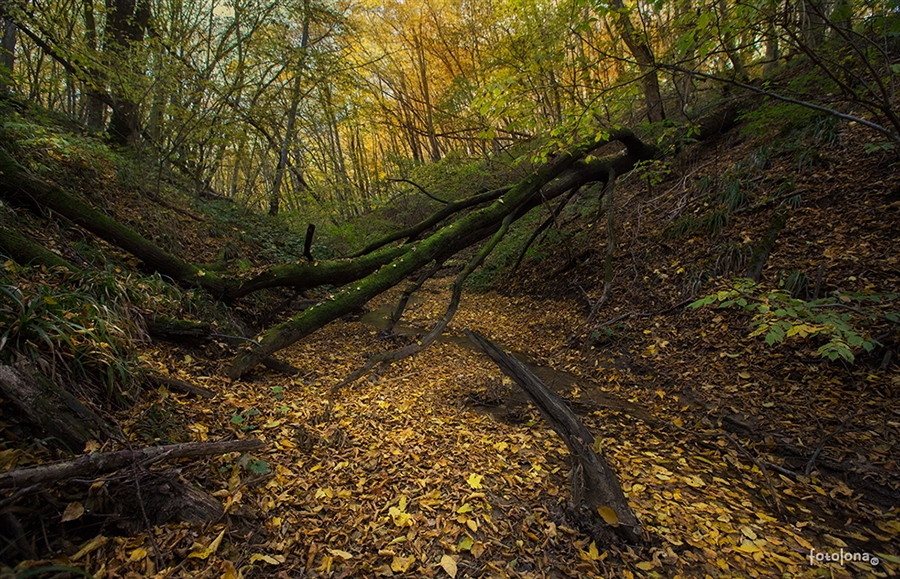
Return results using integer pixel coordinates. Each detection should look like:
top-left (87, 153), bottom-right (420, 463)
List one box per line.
top-left (0, 262), bottom-right (171, 400)
top-left (692, 279), bottom-right (900, 363)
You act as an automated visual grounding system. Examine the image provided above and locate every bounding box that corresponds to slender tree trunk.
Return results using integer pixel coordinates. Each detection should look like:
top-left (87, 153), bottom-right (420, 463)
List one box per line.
top-left (718, 0), bottom-right (749, 81)
top-left (608, 0), bottom-right (666, 123)
top-left (269, 0), bottom-right (309, 216)
top-left (415, 29), bottom-right (441, 162)
top-left (82, 0), bottom-right (105, 129)
top-left (763, 23), bottom-right (779, 77)
top-left (0, 17), bottom-right (15, 94)
top-left (270, 75), bottom-right (302, 216)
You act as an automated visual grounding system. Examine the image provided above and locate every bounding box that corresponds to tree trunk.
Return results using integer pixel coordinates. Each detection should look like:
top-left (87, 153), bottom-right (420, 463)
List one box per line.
top-left (608, 0), bottom-right (665, 123)
top-left (0, 224), bottom-right (78, 271)
top-left (0, 146), bottom-right (235, 297)
top-left (82, 0), bottom-right (105, 130)
top-left (0, 364), bottom-right (113, 453)
top-left (0, 438), bottom-right (265, 488)
top-left (0, 17), bottom-right (15, 94)
top-left (105, 0), bottom-right (152, 145)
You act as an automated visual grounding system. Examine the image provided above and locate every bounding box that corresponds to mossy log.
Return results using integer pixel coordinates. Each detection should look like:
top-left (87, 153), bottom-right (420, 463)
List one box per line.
top-left (0, 147), bottom-right (236, 297)
top-left (0, 224), bottom-right (78, 271)
top-left (228, 132), bottom-right (656, 379)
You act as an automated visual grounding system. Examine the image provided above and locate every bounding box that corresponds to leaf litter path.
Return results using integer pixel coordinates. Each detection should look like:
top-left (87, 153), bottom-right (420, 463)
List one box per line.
top-left (58, 280), bottom-right (899, 578)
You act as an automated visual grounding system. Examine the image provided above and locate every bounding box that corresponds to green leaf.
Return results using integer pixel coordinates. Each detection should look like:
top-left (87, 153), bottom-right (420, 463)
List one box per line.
top-left (247, 459), bottom-right (270, 474)
top-left (231, 414), bottom-right (245, 424)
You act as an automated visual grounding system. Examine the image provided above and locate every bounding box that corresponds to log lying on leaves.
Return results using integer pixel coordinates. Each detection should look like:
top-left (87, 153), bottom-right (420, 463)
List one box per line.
top-left (0, 438), bottom-right (265, 489)
top-left (146, 374), bottom-right (216, 399)
top-left (0, 364), bottom-right (113, 452)
top-left (466, 330), bottom-right (642, 543)
top-left (145, 316), bottom-right (301, 375)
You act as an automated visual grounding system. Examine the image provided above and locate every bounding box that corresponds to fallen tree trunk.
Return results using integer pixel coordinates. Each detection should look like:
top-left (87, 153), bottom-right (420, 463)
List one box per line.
top-left (0, 146), bottom-right (235, 297)
top-left (227, 131), bottom-right (656, 379)
top-left (227, 137), bottom-right (621, 379)
top-left (466, 330), bottom-right (642, 543)
top-left (0, 438), bottom-right (265, 489)
top-left (0, 364), bottom-right (113, 452)
top-left (0, 224), bottom-right (78, 271)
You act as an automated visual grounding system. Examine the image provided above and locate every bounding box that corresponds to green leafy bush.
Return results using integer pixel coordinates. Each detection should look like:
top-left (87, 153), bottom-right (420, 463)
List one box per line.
top-left (691, 279), bottom-right (899, 362)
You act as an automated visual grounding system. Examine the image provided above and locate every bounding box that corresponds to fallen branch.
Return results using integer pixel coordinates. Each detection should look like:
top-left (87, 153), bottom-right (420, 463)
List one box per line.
top-left (0, 438), bottom-right (265, 489)
top-left (466, 330), bottom-right (642, 543)
top-left (146, 374), bottom-right (216, 399)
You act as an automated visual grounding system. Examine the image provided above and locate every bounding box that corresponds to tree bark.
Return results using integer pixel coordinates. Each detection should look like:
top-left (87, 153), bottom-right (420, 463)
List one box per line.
top-left (105, 0), bottom-right (152, 145)
top-left (0, 16), bottom-right (15, 94)
top-left (608, 0), bottom-right (665, 123)
top-left (0, 364), bottom-right (113, 453)
top-left (0, 224), bottom-right (78, 271)
top-left (0, 438), bottom-right (265, 489)
top-left (466, 331), bottom-right (642, 543)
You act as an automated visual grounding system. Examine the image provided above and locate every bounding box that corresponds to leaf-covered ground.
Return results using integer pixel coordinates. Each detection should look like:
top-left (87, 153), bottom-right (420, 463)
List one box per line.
top-left (11, 270), bottom-right (894, 579)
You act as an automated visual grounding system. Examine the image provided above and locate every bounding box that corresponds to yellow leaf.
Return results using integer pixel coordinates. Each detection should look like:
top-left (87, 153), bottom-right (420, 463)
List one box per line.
top-left (188, 529), bottom-right (225, 559)
top-left (458, 537), bottom-right (474, 551)
top-left (457, 504), bottom-right (473, 514)
top-left (391, 555), bottom-right (415, 572)
top-left (71, 535), bottom-right (107, 562)
top-left (597, 507), bottom-right (619, 525)
top-left (317, 554), bottom-right (333, 573)
top-left (61, 501), bottom-right (85, 522)
top-left (736, 541), bottom-right (760, 553)
top-left (128, 547), bottom-right (148, 562)
top-left (470, 542), bottom-right (485, 558)
top-left (466, 519), bottom-right (478, 532)
top-left (389, 506), bottom-right (412, 527)
top-left (739, 371), bottom-right (751, 379)
top-left (439, 554), bottom-right (457, 578)
top-left (588, 541), bottom-right (600, 560)
top-left (466, 473), bottom-right (483, 489)
top-left (328, 549), bottom-right (353, 560)
top-left (740, 526), bottom-right (758, 540)
top-left (636, 561), bottom-right (655, 570)
top-left (493, 442), bottom-right (508, 452)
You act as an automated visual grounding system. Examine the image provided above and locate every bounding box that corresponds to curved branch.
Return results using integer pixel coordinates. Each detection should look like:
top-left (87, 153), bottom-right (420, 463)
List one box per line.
top-left (386, 178), bottom-right (450, 204)
top-left (349, 186), bottom-right (511, 258)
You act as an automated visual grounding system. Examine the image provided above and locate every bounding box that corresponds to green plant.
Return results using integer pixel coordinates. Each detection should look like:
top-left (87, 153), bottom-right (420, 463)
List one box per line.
top-left (0, 263), bottom-right (142, 396)
top-left (691, 279), bottom-right (899, 362)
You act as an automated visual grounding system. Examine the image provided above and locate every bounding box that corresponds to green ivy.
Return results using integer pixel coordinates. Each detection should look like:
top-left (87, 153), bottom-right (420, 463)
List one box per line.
top-left (691, 279), bottom-right (899, 363)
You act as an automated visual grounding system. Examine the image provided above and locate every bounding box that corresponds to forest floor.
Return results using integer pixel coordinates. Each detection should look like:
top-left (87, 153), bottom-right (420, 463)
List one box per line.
top-left (42, 270), bottom-right (897, 579)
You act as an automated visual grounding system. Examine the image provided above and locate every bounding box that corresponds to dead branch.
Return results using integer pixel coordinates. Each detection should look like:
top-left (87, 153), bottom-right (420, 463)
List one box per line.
top-left (0, 438), bottom-right (265, 489)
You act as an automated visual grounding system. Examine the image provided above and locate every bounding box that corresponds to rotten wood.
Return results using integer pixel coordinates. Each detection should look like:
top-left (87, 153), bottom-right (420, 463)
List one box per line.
top-left (465, 330), bottom-right (642, 543)
top-left (0, 438), bottom-right (265, 489)
top-left (0, 364), bottom-right (112, 452)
